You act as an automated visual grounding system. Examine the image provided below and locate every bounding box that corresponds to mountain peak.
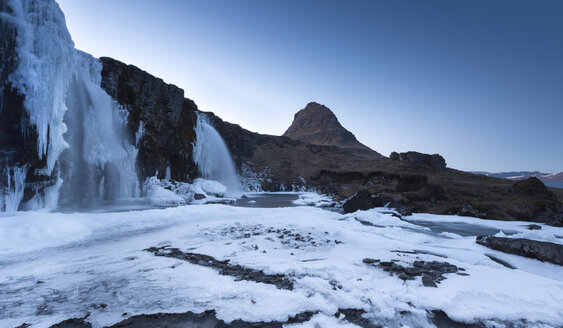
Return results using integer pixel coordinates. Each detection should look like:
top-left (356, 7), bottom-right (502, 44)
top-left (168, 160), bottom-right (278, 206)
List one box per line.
top-left (283, 102), bottom-right (382, 158)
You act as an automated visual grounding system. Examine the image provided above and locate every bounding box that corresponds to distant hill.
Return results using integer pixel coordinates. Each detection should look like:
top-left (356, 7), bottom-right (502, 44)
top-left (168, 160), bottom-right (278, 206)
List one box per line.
top-left (283, 102), bottom-right (382, 159)
top-left (472, 171), bottom-right (563, 182)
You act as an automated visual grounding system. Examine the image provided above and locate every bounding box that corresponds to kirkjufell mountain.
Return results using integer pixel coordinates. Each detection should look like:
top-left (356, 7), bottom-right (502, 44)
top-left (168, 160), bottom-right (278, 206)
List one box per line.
top-left (0, 1), bottom-right (562, 327)
top-left (283, 102), bottom-right (382, 159)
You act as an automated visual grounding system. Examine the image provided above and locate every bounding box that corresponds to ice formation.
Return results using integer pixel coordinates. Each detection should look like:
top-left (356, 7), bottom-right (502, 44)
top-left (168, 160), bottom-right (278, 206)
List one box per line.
top-left (193, 113), bottom-right (241, 196)
top-left (58, 50), bottom-right (139, 207)
top-left (1, 0), bottom-right (139, 210)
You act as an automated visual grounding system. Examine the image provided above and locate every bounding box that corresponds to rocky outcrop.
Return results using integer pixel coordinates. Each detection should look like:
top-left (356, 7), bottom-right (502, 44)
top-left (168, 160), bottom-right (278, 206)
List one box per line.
top-left (390, 151), bottom-right (446, 170)
top-left (99, 57), bottom-right (199, 182)
top-left (500, 177), bottom-right (563, 226)
top-left (476, 235), bottom-right (563, 265)
top-left (283, 102), bottom-right (382, 159)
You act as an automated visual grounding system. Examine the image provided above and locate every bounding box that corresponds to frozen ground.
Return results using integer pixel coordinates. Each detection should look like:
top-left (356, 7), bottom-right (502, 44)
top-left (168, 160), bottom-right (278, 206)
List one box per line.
top-left (0, 196), bottom-right (562, 327)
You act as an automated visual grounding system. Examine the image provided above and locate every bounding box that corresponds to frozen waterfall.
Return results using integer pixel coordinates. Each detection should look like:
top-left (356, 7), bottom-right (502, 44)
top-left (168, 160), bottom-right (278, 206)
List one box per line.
top-left (0, 0), bottom-right (139, 210)
top-left (57, 51), bottom-right (140, 207)
top-left (193, 114), bottom-right (241, 197)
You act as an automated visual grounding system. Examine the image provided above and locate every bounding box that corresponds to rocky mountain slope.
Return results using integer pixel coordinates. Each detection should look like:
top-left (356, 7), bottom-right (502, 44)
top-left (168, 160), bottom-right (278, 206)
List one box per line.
top-left (94, 57), bottom-right (563, 226)
top-left (472, 171), bottom-right (562, 181)
top-left (282, 102), bottom-right (382, 159)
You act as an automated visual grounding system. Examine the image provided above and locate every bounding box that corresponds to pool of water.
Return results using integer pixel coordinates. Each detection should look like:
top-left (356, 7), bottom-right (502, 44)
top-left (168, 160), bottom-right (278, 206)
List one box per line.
top-left (232, 193), bottom-right (300, 208)
top-left (402, 219), bottom-right (517, 237)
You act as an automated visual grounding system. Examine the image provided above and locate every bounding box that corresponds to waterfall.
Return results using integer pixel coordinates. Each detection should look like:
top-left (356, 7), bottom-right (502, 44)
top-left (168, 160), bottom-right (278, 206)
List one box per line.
top-left (193, 114), bottom-right (241, 197)
top-left (0, 0), bottom-right (139, 211)
top-left (57, 51), bottom-right (139, 207)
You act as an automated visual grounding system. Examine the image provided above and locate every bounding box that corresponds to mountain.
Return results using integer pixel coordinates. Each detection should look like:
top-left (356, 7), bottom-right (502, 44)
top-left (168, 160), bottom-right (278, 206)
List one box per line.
top-left (544, 172), bottom-right (563, 182)
top-left (282, 102), bottom-right (382, 159)
top-left (472, 171), bottom-right (563, 182)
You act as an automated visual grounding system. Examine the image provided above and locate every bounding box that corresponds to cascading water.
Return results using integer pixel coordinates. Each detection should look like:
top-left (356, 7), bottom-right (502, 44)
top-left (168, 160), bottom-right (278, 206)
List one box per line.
top-left (192, 114), bottom-right (241, 196)
top-left (58, 51), bottom-right (139, 207)
top-left (0, 0), bottom-right (139, 211)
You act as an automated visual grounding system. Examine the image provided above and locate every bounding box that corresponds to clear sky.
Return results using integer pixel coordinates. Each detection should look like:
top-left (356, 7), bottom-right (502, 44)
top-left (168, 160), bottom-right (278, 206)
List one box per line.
top-left (57, 0), bottom-right (563, 173)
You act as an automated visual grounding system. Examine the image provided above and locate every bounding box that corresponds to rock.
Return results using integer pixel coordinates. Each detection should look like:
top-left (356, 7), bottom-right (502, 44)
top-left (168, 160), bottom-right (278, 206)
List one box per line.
top-left (526, 224), bottom-right (542, 230)
top-left (391, 151), bottom-right (446, 170)
top-left (422, 275), bottom-right (437, 287)
top-left (476, 235), bottom-right (563, 266)
top-left (282, 102), bottom-right (382, 159)
top-left (362, 258), bottom-right (380, 264)
top-left (457, 204), bottom-right (485, 218)
top-left (194, 193), bottom-right (206, 200)
top-left (100, 57), bottom-right (199, 183)
top-left (342, 190), bottom-right (373, 213)
top-left (500, 177), bottom-right (563, 226)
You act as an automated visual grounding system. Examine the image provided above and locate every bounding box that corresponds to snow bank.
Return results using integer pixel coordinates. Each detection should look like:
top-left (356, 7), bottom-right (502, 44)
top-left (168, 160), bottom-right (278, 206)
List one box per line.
top-left (0, 206), bottom-right (561, 327)
top-left (292, 192), bottom-right (337, 207)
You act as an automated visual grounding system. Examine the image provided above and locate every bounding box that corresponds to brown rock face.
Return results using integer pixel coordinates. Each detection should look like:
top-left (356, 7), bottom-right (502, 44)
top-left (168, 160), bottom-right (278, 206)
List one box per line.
top-left (283, 102), bottom-right (382, 159)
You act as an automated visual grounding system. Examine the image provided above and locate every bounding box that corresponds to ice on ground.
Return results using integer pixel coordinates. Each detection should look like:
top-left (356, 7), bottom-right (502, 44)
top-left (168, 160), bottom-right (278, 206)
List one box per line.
top-left (409, 212), bottom-right (563, 245)
top-left (293, 192), bottom-right (337, 207)
top-left (0, 206), bottom-right (561, 328)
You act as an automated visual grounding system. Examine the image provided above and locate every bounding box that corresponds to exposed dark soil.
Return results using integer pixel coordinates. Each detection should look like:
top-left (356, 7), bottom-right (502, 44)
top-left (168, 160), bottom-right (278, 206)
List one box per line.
top-left (363, 258), bottom-right (465, 287)
top-left (145, 246), bottom-right (294, 290)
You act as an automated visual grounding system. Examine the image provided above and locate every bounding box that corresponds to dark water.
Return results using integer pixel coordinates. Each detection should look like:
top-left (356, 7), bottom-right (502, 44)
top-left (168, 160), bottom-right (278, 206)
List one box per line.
top-left (545, 181), bottom-right (563, 189)
top-left (232, 193), bottom-right (300, 208)
top-left (402, 219), bottom-right (516, 237)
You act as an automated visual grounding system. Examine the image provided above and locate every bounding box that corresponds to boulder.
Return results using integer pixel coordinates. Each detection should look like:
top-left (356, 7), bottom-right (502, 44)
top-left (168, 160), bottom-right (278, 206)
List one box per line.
top-left (342, 190), bottom-right (373, 213)
top-left (476, 235), bottom-right (563, 266)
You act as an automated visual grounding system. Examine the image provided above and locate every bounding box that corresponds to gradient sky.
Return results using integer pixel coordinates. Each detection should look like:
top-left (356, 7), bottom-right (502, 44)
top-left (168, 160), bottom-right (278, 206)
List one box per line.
top-left (56, 0), bottom-right (563, 173)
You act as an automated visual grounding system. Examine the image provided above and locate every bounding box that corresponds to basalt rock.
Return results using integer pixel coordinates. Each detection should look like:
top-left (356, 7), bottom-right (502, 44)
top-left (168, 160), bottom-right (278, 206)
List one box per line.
top-left (100, 57), bottom-right (199, 183)
top-left (390, 151), bottom-right (446, 170)
top-left (476, 235), bottom-right (563, 265)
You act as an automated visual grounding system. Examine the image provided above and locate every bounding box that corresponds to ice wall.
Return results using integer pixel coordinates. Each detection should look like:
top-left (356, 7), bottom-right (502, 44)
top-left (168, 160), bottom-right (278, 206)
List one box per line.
top-left (0, 0), bottom-right (139, 210)
top-left (193, 113), bottom-right (241, 196)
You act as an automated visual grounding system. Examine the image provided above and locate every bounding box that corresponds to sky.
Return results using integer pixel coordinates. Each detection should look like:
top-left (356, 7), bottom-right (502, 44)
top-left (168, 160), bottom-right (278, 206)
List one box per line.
top-left (56, 0), bottom-right (563, 173)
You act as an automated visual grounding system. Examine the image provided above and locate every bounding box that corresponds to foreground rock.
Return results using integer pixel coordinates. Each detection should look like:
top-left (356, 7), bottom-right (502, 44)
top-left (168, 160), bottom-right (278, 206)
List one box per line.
top-left (363, 258), bottom-right (466, 287)
top-left (146, 246), bottom-right (294, 290)
top-left (476, 235), bottom-right (563, 265)
top-left (48, 311), bottom-right (314, 328)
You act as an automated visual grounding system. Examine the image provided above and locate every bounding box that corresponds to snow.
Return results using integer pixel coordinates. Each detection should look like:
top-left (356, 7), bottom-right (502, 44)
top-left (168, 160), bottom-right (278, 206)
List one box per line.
top-left (0, 205), bottom-right (561, 327)
top-left (408, 213), bottom-right (563, 245)
top-left (293, 192), bottom-right (337, 207)
top-left (6, 0), bottom-right (74, 173)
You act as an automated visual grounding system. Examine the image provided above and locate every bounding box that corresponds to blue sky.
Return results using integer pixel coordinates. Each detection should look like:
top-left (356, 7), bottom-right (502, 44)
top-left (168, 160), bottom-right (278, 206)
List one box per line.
top-left (57, 0), bottom-right (563, 173)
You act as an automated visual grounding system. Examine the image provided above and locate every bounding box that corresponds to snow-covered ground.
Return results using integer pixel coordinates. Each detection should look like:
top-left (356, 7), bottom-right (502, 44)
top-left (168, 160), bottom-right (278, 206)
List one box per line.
top-left (0, 199), bottom-right (562, 327)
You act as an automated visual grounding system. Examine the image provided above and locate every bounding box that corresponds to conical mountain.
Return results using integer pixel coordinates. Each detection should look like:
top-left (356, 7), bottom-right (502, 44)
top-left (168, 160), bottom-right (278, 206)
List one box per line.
top-left (283, 102), bottom-right (382, 158)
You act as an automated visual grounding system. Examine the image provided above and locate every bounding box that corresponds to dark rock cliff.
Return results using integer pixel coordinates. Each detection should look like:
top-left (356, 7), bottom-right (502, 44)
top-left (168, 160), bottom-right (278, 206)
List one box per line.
top-left (99, 57), bottom-right (199, 183)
